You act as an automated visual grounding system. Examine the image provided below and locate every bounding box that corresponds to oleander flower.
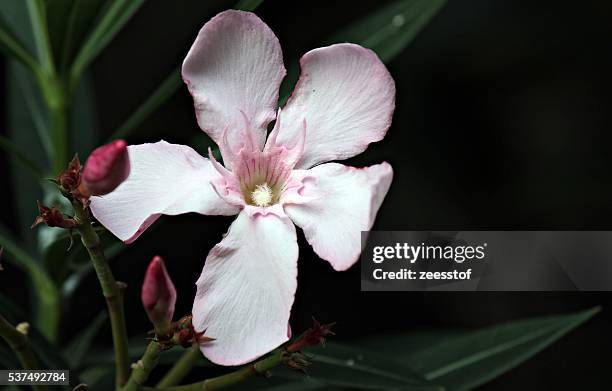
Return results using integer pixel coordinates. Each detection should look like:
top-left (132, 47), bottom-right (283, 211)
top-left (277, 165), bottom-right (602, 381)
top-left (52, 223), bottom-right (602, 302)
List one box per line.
top-left (90, 10), bottom-right (395, 365)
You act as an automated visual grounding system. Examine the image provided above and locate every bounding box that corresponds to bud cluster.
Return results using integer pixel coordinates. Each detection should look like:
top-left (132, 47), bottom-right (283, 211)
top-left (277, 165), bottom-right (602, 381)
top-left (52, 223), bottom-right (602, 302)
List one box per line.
top-left (57, 140), bottom-right (130, 205)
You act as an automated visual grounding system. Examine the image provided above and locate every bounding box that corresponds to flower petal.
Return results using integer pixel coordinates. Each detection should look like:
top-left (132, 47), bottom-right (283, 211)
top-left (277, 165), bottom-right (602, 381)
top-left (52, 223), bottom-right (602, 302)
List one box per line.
top-left (193, 210), bottom-right (298, 365)
top-left (277, 43), bottom-right (395, 169)
top-left (283, 162), bottom-right (393, 271)
top-left (182, 10), bottom-right (286, 153)
top-left (90, 141), bottom-right (239, 243)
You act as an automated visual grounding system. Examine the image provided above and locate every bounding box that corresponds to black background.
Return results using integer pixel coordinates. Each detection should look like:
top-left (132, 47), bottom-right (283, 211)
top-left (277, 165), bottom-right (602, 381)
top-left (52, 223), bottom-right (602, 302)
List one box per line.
top-left (2, 0), bottom-right (612, 389)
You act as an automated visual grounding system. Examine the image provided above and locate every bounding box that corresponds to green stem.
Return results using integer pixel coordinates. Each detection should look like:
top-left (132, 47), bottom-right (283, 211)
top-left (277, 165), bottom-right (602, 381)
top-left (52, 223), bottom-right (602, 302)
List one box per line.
top-left (73, 204), bottom-right (130, 387)
top-left (122, 341), bottom-right (162, 391)
top-left (148, 350), bottom-right (284, 391)
top-left (156, 345), bottom-right (201, 387)
top-left (0, 315), bottom-right (47, 391)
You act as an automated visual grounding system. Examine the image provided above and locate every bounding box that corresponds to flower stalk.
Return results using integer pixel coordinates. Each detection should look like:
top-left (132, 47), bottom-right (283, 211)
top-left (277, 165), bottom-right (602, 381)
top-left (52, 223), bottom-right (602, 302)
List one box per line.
top-left (0, 315), bottom-right (46, 391)
top-left (129, 319), bottom-right (333, 391)
top-left (147, 349), bottom-right (283, 391)
top-left (122, 341), bottom-right (163, 391)
top-left (156, 344), bottom-right (201, 387)
top-left (72, 202), bottom-right (130, 387)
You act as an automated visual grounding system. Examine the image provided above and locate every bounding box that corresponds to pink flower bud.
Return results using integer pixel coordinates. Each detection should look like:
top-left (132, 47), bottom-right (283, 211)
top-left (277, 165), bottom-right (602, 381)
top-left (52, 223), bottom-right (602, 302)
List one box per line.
top-left (141, 256), bottom-right (176, 328)
top-left (83, 140), bottom-right (130, 196)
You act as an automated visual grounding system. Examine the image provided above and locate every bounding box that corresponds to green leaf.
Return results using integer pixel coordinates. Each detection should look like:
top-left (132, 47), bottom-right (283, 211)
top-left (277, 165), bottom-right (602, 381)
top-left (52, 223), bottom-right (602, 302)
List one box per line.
top-left (233, 342), bottom-right (440, 391)
top-left (0, 226), bottom-right (61, 343)
top-left (280, 0), bottom-right (446, 105)
top-left (46, 0), bottom-right (108, 73)
top-left (304, 343), bottom-right (437, 389)
top-left (69, 0), bottom-right (146, 89)
top-left (0, 11), bottom-right (40, 76)
top-left (0, 291), bottom-right (73, 377)
top-left (63, 313), bottom-right (107, 369)
top-left (25, 0), bottom-right (55, 75)
top-left (7, 59), bottom-right (48, 248)
top-left (70, 71), bottom-right (100, 156)
top-left (326, 0), bottom-right (446, 63)
top-left (401, 307), bottom-right (599, 391)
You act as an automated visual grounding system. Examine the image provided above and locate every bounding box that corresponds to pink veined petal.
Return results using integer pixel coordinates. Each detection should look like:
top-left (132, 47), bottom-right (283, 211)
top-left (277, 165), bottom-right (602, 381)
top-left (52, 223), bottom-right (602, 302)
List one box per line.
top-left (276, 43), bottom-right (395, 169)
top-left (283, 162), bottom-right (393, 271)
top-left (90, 141), bottom-right (239, 243)
top-left (182, 10), bottom-right (286, 158)
top-left (192, 210), bottom-right (298, 365)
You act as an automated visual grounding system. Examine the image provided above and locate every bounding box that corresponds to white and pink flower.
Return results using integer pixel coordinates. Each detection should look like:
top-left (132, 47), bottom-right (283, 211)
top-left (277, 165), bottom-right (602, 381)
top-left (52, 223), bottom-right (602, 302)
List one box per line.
top-left (91, 10), bottom-right (395, 365)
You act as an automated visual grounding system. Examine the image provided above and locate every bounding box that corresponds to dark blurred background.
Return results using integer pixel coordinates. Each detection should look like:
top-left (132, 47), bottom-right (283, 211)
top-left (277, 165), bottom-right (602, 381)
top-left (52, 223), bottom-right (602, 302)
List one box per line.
top-left (2, 0), bottom-right (612, 389)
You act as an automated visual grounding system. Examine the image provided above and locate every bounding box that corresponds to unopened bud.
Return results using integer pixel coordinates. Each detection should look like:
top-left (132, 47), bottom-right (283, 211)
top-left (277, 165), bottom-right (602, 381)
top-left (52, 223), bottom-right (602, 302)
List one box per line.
top-left (58, 155), bottom-right (82, 192)
top-left (31, 201), bottom-right (77, 229)
top-left (83, 140), bottom-right (130, 196)
top-left (142, 256), bottom-right (176, 334)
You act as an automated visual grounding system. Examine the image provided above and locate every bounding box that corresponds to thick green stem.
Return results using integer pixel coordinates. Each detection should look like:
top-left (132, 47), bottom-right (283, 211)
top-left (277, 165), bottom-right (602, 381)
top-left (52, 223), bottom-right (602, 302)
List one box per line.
top-left (156, 345), bottom-right (201, 387)
top-left (122, 341), bottom-right (162, 391)
top-left (148, 350), bottom-right (284, 391)
top-left (0, 315), bottom-right (46, 391)
top-left (74, 204), bottom-right (130, 387)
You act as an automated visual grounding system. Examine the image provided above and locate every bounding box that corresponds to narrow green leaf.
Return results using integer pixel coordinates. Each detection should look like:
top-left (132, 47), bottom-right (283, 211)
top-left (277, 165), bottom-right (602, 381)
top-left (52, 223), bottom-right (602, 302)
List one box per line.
top-left (326, 0), bottom-right (446, 63)
top-left (0, 284), bottom-right (68, 375)
top-left (14, 67), bottom-right (53, 159)
top-left (280, 0), bottom-right (446, 105)
top-left (0, 228), bottom-right (60, 342)
top-left (107, 0), bottom-right (265, 141)
top-left (249, 342), bottom-right (442, 391)
top-left (46, 0), bottom-right (108, 74)
top-left (6, 61), bottom-right (47, 245)
top-left (69, 0), bottom-right (146, 88)
top-left (0, 13), bottom-right (40, 76)
top-left (402, 308), bottom-right (599, 391)
top-left (63, 313), bottom-right (107, 369)
top-left (25, 0), bottom-right (56, 75)
top-left (70, 72), bottom-right (99, 156)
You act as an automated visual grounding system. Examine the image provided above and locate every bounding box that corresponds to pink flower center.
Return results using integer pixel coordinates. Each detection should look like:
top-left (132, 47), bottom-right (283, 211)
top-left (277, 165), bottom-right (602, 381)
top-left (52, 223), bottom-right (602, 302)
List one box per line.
top-left (233, 148), bottom-right (293, 207)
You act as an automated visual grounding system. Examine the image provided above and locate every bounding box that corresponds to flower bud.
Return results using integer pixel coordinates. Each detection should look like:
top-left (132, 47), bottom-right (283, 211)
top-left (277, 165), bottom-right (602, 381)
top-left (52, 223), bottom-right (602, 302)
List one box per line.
top-left (58, 155), bottom-right (82, 192)
top-left (142, 256), bottom-right (176, 334)
top-left (286, 318), bottom-right (335, 352)
top-left (31, 201), bottom-right (77, 229)
top-left (83, 140), bottom-right (130, 196)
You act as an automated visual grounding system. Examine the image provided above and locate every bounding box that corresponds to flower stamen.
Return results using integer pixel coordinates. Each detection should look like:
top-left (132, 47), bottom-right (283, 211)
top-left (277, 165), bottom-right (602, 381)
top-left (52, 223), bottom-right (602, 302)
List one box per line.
top-left (251, 183), bottom-right (274, 207)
